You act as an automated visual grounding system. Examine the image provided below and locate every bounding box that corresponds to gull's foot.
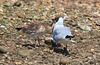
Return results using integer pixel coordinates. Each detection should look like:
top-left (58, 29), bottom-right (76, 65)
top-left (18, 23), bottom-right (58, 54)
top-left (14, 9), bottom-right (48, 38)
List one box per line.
top-left (51, 40), bottom-right (57, 47)
top-left (54, 47), bottom-right (59, 52)
top-left (63, 47), bottom-right (69, 55)
top-left (57, 43), bottom-right (62, 47)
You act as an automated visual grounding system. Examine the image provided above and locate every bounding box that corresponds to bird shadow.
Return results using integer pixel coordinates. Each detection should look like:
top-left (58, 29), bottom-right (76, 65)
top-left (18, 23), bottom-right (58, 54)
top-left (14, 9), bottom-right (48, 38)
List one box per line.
top-left (15, 43), bottom-right (45, 48)
top-left (45, 40), bottom-right (70, 56)
top-left (22, 44), bottom-right (45, 48)
top-left (53, 47), bottom-right (70, 56)
top-left (22, 44), bottom-right (35, 47)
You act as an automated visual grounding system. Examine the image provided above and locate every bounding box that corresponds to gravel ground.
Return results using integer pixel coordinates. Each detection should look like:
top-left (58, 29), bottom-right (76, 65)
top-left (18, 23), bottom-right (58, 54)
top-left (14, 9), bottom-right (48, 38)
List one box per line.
top-left (0, 0), bottom-right (100, 65)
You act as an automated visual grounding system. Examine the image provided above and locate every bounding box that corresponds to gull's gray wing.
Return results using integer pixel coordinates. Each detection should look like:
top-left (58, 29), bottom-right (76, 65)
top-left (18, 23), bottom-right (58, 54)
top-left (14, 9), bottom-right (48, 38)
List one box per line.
top-left (64, 27), bottom-right (73, 36)
top-left (53, 26), bottom-right (73, 41)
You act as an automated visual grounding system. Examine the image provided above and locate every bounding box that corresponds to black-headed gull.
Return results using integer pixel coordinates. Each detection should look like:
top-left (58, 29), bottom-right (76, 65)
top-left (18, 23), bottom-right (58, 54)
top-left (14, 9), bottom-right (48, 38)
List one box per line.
top-left (53, 16), bottom-right (75, 51)
top-left (16, 20), bottom-right (55, 47)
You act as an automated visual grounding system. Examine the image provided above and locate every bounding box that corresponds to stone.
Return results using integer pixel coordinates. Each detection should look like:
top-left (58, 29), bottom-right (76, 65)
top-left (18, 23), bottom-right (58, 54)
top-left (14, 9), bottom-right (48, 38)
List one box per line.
top-left (71, 60), bottom-right (80, 65)
top-left (93, 11), bottom-right (99, 15)
top-left (0, 46), bottom-right (8, 53)
top-left (86, 26), bottom-right (91, 31)
top-left (90, 49), bottom-right (94, 53)
top-left (0, 7), bottom-right (3, 12)
top-left (18, 49), bottom-right (34, 57)
top-left (3, 16), bottom-right (8, 19)
top-left (59, 58), bottom-right (70, 65)
top-left (13, 2), bottom-right (22, 7)
top-left (94, 19), bottom-right (100, 26)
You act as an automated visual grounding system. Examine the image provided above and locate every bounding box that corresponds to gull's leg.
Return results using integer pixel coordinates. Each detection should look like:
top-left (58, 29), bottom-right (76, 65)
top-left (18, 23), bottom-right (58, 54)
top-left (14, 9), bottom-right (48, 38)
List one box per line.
top-left (64, 44), bottom-right (68, 53)
top-left (56, 42), bottom-right (59, 52)
top-left (58, 43), bottom-right (61, 47)
top-left (60, 43), bottom-right (64, 49)
top-left (38, 37), bottom-right (40, 46)
top-left (34, 38), bottom-right (36, 48)
top-left (66, 44), bottom-right (67, 51)
top-left (34, 38), bottom-right (36, 43)
top-left (54, 42), bottom-right (59, 52)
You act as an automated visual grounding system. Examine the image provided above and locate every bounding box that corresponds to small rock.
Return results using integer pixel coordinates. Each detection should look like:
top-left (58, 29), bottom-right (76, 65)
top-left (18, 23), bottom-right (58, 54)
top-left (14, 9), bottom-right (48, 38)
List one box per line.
top-left (3, 16), bottom-right (8, 19)
top-left (28, 62), bottom-right (33, 64)
top-left (93, 11), bottom-right (99, 15)
top-left (84, 58), bottom-right (88, 62)
top-left (90, 49), bottom-right (94, 53)
top-left (14, 61), bottom-right (22, 65)
top-left (13, 2), bottom-right (22, 7)
top-left (75, 30), bottom-right (78, 33)
top-left (0, 25), bottom-right (5, 28)
top-left (88, 60), bottom-right (94, 64)
top-left (16, 45), bottom-right (22, 48)
top-left (59, 58), bottom-right (70, 65)
top-left (0, 7), bottom-right (3, 12)
top-left (93, 55), bottom-right (96, 59)
top-left (94, 19), bottom-right (100, 26)
top-left (71, 60), bottom-right (80, 65)
top-left (87, 57), bottom-right (92, 60)
top-left (18, 50), bottom-right (34, 57)
top-left (45, 37), bottom-right (52, 41)
top-left (78, 24), bottom-right (86, 30)
top-left (72, 23), bottom-right (77, 26)
top-left (86, 26), bottom-right (91, 31)
top-left (43, 49), bottom-right (48, 52)
top-left (27, 46), bottom-right (33, 49)
top-left (0, 46), bottom-right (8, 53)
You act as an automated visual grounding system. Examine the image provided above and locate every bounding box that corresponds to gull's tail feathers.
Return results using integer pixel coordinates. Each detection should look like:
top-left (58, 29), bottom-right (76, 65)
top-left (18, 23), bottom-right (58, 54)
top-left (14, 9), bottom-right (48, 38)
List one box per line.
top-left (65, 35), bottom-right (75, 38)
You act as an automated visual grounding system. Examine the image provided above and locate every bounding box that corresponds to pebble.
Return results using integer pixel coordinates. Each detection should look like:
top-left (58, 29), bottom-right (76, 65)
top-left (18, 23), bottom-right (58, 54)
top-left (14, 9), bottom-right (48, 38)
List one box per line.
top-left (18, 50), bottom-right (34, 57)
top-left (3, 16), bottom-right (8, 19)
top-left (87, 57), bottom-right (92, 60)
top-left (27, 46), bottom-right (33, 49)
top-left (13, 2), bottom-right (22, 7)
top-left (0, 46), bottom-right (8, 53)
top-left (16, 45), bottom-right (22, 48)
top-left (78, 25), bottom-right (86, 30)
top-left (90, 49), bottom-right (94, 53)
top-left (0, 25), bottom-right (5, 28)
top-left (0, 7), bottom-right (3, 12)
top-left (88, 60), bottom-right (94, 64)
top-left (75, 30), bottom-right (78, 32)
top-left (93, 55), bottom-right (96, 59)
top-left (70, 60), bottom-right (80, 65)
top-left (72, 23), bottom-right (77, 26)
top-left (93, 11), bottom-right (99, 15)
top-left (95, 19), bottom-right (100, 26)
top-left (86, 26), bottom-right (91, 31)
top-left (59, 58), bottom-right (70, 65)
top-left (28, 62), bottom-right (33, 64)
top-left (45, 37), bottom-right (52, 41)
